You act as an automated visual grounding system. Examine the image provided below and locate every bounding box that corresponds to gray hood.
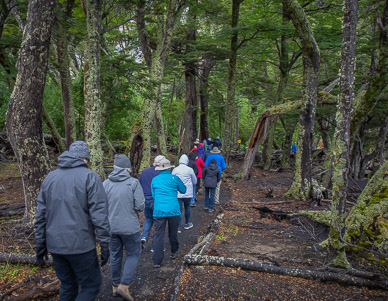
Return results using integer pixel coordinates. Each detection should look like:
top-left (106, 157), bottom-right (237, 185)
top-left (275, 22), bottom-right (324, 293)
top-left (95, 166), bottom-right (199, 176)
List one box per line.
top-left (108, 166), bottom-right (131, 182)
top-left (57, 151), bottom-right (88, 168)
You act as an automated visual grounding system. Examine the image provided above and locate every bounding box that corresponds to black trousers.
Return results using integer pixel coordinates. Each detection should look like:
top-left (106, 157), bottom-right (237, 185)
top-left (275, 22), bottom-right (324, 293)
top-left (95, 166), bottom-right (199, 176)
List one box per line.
top-left (51, 249), bottom-right (102, 301)
top-left (152, 216), bottom-right (180, 265)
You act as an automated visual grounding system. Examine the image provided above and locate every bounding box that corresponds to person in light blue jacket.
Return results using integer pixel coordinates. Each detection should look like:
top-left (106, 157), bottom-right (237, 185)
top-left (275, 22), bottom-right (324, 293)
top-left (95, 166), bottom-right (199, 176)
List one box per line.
top-left (151, 158), bottom-right (186, 267)
top-left (103, 154), bottom-right (145, 300)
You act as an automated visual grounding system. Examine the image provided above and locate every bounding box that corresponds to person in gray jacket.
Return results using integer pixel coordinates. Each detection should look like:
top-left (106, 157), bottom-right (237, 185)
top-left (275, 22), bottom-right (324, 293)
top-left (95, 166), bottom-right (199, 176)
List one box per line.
top-left (35, 141), bottom-right (110, 301)
top-left (172, 154), bottom-right (197, 231)
top-left (103, 154), bottom-right (145, 301)
top-left (202, 159), bottom-right (221, 212)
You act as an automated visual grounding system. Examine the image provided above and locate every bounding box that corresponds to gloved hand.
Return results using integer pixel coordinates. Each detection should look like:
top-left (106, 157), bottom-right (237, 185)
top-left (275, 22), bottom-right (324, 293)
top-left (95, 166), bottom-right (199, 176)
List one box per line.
top-left (36, 243), bottom-right (47, 266)
top-left (100, 244), bottom-right (110, 267)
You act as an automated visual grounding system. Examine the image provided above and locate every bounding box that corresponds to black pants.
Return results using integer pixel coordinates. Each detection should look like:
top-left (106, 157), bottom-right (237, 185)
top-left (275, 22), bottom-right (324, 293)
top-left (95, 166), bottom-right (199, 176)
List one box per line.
top-left (51, 249), bottom-right (102, 301)
top-left (152, 216), bottom-right (179, 265)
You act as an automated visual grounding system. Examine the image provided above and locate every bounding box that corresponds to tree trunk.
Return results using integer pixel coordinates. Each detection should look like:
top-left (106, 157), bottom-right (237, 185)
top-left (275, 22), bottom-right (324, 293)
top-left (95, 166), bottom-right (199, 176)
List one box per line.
top-left (376, 116), bottom-right (388, 167)
top-left (134, 0), bottom-right (185, 172)
top-left (283, 0), bottom-right (320, 200)
top-left (184, 255), bottom-right (388, 290)
top-left (199, 54), bottom-right (216, 141)
top-left (55, 0), bottom-right (76, 149)
top-left (182, 9), bottom-right (197, 154)
top-left (84, 0), bottom-right (104, 179)
top-left (328, 0), bottom-right (359, 268)
top-left (42, 105), bottom-right (66, 153)
top-left (5, 0), bottom-right (55, 223)
top-left (223, 0), bottom-right (242, 165)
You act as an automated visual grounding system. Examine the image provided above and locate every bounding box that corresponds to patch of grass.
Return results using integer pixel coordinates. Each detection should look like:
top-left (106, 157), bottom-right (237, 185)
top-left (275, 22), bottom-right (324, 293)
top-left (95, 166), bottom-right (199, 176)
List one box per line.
top-left (0, 162), bottom-right (21, 179)
top-left (0, 263), bottom-right (37, 284)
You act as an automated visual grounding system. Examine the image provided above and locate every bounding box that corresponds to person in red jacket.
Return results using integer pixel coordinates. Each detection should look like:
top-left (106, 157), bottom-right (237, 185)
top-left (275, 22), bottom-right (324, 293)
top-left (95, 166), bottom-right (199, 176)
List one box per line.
top-left (188, 149), bottom-right (204, 206)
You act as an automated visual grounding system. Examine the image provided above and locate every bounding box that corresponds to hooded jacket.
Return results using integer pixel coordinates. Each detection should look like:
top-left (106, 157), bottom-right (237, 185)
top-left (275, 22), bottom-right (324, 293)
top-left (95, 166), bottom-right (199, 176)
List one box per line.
top-left (202, 163), bottom-right (221, 188)
top-left (35, 151), bottom-right (110, 255)
top-left (103, 166), bottom-right (145, 235)
top-left (204, 153), bottom-right (226, 177)
top-left (197, 144), bottom-right (205, 160)
top-left (172, 155), bottom-right (197, 198)
top-left (187, 152), bottom-right (199, 176)
top-left (151, 170), bottom-right (186, 217)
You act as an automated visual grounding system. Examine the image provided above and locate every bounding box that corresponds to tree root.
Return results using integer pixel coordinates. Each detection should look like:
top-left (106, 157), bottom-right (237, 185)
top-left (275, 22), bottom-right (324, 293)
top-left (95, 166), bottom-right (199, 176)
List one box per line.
top-left (183, 255), bottom-right (388, 290)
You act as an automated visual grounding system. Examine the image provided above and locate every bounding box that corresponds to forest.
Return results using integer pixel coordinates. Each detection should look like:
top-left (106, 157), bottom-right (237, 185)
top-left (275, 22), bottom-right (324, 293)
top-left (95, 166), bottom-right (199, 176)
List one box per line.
top-left (0, 0), bottom-right (387, 300)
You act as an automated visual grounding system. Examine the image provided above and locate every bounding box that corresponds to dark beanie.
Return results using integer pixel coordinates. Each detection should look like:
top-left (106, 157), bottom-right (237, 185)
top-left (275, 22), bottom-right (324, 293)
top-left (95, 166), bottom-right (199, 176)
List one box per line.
top-left (114, 154), bottom-right (131, 169)
top-left (69, 141), bottom-right (90, 160)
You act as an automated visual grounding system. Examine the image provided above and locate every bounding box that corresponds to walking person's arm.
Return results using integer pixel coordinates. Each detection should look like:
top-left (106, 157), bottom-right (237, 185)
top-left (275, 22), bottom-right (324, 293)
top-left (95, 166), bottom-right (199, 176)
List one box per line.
top-left (133, 180), bottom-right (145, 212)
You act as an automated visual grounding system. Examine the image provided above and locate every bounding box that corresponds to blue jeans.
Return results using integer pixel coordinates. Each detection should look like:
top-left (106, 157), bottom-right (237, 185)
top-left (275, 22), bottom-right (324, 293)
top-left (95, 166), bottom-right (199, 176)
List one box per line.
top-left (205, 187), bottom-right (216, 210)
top-left (178, 198), bottom-right (191, 229)
top-left (51, 249), bottom-right (102, 301)
top-left (152, 216), bottom-right (179, 265)
top-left (141, 206), bottom-right (154, 242)
top-left (110, 232), bottom-right (141, 286)
top-left (190, 184), bottom-right (197, 204)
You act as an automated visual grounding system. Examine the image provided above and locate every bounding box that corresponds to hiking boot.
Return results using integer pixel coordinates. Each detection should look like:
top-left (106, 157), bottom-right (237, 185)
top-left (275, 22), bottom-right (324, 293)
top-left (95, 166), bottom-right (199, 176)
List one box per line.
top-left (141, 238), bottom-right (146, 249)
top-left (112, 285), bottom-right (118, 297)
top-left (208, 209), bottom-right (214, 213)
top-left (204, 207), bottom-right (208, 210)
top-left (178, 229), bottom-right (182, 233)
top-left (154, 264), bottom-right (161, 268)
top-left (184, 222), bottom-right (193, 230)
top-left (170, 252), bottom-right (177, 259)
top-left (214, 200), bottom-right (220, 204)
top-left (117, 284), bottom-right (134, 301)
top-left (190, 202), bottom-right (196, 207)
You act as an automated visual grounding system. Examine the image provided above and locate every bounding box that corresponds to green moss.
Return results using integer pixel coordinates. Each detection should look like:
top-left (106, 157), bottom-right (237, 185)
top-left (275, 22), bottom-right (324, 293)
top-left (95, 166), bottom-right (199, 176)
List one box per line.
top-left (297, 210), bottom-right (332, 226)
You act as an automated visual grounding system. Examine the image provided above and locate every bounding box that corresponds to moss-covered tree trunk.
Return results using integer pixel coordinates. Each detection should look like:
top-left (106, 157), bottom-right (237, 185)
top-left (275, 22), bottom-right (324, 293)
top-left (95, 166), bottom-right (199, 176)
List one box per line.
top-left (6, 0), bottom-right (55, 223)
top-left (328, 0), bottom-right (359, 268)
top-left (134, 0), bottom-right (185, 172)
top-left (199, 54), bottom-right (216, 141)
top-left (56, 0), bottom-right (76, 149)
top-left (84, 0), bottom-right (105, 179)
top-left (182, 8), bottom-right (197, 154)
top-left (283, 0), bottom-right (320, 200)
top-left (223, 0), bottom-right (242, 165)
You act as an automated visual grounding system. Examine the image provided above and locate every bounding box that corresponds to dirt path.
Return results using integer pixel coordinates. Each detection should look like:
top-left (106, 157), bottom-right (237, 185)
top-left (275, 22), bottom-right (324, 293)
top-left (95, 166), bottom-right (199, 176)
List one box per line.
top-left (98, 183), bottom-right (231, 300)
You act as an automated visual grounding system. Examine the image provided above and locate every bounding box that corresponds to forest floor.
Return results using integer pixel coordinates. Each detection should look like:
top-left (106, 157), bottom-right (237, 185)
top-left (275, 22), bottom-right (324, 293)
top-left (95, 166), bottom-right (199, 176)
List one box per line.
top-left (0, 156), bottom-right (387, 300)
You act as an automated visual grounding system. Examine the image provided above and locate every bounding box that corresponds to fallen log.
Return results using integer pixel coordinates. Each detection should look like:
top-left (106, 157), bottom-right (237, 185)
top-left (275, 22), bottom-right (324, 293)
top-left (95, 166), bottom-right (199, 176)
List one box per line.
top-left (0, 203), bottom-right (25, 217)
top-left (183, 255), bottom-right (388, 290)
top-left (10, 279), bottom-right (59, 301)
top-left (0, 252), bottom-right (53, 266)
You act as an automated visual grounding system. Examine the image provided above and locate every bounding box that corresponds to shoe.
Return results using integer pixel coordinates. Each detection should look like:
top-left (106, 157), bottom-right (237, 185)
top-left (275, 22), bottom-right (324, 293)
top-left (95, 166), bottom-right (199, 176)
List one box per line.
top-left (112, 285), bottom-right (118, 297)
top-left (208, 209), bottom-right (214, 213)
top-left (170, 252), bottom-right (177, 259)
top-left (141, 238), bottom-right (146, 248)
top-left (184, 222), bottom-right (193, 230)
top-left (190, 203), bottom-right (196, 207)
top-left (151, 248), bottom-right (166, 252)
top-left (154, 264), bottom-right (161, 268)
top-left (117, 284), bottom-right (134, 301)
top-left (215, 200), bottom-right (220, 204)
top-left (178, 229), bottom-right (182, 233)
top-left (204, 207), bottom-right (208, 210)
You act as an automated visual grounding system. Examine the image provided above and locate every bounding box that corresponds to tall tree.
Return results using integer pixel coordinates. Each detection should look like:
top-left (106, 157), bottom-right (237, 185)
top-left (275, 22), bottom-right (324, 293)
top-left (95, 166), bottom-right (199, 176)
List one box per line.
top-left (6, 0), bottom-right (55, 223)
top-left (56, 0), bottom-right (77, 149)
top-left (182, 3), bottom-right (198, 154)
top-left (131, 0), bottom-right (186, 174)
top-left (223, 0), bottom-right (243, 164)
top-left (328, 0), bottom-right (359, 268)
top-left (283, 0), bottom-right (320, 200)
top-left (84, 0), bottom-right (105, 179)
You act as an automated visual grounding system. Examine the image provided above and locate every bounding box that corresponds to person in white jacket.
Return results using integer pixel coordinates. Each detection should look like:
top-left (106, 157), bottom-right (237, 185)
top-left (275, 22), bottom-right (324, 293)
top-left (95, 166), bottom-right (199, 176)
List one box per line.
top-left (172, 154), bottom-right (197, 231)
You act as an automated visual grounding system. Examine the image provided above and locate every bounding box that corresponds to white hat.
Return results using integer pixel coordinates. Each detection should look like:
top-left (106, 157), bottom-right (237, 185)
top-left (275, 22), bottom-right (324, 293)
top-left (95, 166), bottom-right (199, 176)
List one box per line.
top-left (155, 158), bottom-right (175, 171)
top-left (153, 155), bottom-right (166, 166)
top-left (211, 147), bottom-right (221, 153)
top-left (194, 138), bottom-right (200, 145)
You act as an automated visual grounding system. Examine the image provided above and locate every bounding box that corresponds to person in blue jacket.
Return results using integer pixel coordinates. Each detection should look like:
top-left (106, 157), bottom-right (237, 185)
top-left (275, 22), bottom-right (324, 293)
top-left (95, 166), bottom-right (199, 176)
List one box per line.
top-left (204, 147), bottom-right (226, 204)
top-left (151, 158), bottom-right (186, 267)
top-left (291, 142), bottom-right (297, 155)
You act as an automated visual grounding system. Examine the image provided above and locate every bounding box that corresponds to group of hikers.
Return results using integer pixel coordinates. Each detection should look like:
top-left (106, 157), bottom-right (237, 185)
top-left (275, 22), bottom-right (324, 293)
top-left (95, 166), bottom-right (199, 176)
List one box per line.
top-left (34, 137), bottom-right (226, 301)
